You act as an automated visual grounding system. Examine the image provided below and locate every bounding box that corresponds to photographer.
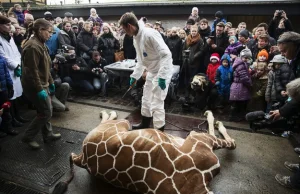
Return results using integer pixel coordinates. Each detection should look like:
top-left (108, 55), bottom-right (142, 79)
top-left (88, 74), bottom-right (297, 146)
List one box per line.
top-left (268, 10), bottom-right (293, 41)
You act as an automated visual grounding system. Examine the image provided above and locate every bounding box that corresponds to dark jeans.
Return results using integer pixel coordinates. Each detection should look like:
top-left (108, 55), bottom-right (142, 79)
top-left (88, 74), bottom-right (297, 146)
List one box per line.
top-left (63, 76), bottom-right (94, 93)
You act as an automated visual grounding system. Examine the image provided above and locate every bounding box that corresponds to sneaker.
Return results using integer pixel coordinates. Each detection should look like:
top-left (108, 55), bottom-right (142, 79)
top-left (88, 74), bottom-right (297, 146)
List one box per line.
top-left (294, 147), bottom-right (300, 155)
top-left (281, 131), bottom-right (290, 138)
top-left (43, 133), bottom-right (61, 143)
top-left (22, 138), bottom-right (41, 150)
top-left (275, 174), bottom-right (300, 192)
top-left (284, 161), bottom-right (299, 173)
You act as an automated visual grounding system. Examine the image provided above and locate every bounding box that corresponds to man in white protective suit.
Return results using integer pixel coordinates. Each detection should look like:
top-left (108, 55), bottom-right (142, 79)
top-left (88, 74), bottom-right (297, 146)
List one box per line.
top-left (119, 12), bottom-right (173, 131)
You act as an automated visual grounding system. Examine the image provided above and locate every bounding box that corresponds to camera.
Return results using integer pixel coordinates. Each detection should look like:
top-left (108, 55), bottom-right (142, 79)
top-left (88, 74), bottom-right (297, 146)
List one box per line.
top-left (277, 10), bottom-right (283, 18)
top-left (183, 50), bottom-right (190, 59)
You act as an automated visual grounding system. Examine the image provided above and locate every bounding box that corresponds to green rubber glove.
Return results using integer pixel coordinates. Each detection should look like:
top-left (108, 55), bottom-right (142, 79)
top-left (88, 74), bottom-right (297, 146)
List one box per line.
top-left (158, 78), bottom-right (166, 90)
top-left (129, 77), bottom-right (136, 87)
top-left (49, 83), bottom-right (55, 93)
top-left (14, 67), bottom-right (21, 77)
top-left (37, 90), bottom-right (48, 100)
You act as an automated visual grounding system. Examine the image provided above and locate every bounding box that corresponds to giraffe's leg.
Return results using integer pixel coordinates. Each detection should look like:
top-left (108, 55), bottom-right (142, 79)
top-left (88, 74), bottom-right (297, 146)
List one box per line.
top-left (204, 110), bottom-right (215, 137)
top-left (100, 110), bottom-right (109, 123)
top-left (215, 121), bottom-right (234, 142)
top-left (107, 111), bottom-right (118, 121)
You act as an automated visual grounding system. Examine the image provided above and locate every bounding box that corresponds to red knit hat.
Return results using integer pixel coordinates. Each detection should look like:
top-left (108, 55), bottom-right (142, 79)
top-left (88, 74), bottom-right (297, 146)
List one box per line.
top-left (210, 53), bottom-right (220, 62)
top-left (257, 49), bottom-right (269, 61)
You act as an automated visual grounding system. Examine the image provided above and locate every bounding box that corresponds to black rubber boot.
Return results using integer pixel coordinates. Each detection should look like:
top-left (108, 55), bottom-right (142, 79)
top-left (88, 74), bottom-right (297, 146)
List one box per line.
top-left (132, 116), bottom-right (152, 130)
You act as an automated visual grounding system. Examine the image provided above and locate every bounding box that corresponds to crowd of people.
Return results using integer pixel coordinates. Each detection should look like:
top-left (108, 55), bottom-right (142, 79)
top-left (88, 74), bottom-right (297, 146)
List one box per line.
top-left (0, 4), bottom-right (300, 192)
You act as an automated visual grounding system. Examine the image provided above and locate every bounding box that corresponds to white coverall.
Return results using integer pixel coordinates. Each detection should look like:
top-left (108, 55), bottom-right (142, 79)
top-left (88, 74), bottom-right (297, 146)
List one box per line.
top-left (130, 20), bottom-right (173, 129)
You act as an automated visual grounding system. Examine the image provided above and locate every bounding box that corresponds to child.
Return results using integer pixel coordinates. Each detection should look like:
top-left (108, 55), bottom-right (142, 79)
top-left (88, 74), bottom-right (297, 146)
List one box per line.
top-left (247, 62), bottom-right (268, 112)
top-left (88, 51), bottom-right (108, 97)
top-left (251, 49), bottom-right (269, 71)
top-left (229, 48), bottom-right (252, 121)
top-left (265, 62), bottom-right (280, 113)
top-left (215, 54), bottom-right (233, 108)
top-left (206, 53), bottom-right (220, 84)
top-left (13, 4), bottom-right (25, 26)
top-left (225, 36), bottom-right (242, 62)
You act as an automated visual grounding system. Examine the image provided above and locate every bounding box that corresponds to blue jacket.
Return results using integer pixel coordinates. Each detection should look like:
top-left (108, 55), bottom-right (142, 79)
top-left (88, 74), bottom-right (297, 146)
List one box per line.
top-left (14, 10), bottom-right (24, 25)
top-left (211, 18), bottom-right (227, 35)
top-left (0, 56), bottom-right (13, 92)
top-left (215, 54), bottom-right (233, 96)
top-left (46, 26), bottom-right (60, 57)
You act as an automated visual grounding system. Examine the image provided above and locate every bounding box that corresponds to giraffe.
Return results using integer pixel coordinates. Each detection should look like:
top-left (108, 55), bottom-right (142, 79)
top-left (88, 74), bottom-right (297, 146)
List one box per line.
top-left (69, 110), bottom-right (236, 194)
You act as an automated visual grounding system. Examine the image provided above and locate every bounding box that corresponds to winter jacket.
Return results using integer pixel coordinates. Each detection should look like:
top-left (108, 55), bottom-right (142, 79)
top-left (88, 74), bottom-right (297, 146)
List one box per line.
top-left (22, 36), bottom-right (54, 93)
top-left (225, 42), bottom-right (243, 56)
top-left (279, 99), bottom-right (300, 119)
top-left (58, 30), bottom-right (77, 49)
top-left (230, 57), bottom-right (252, 101)
top-left (0, 56), bottom-right (13, 92)
top-left (250, 44), bottom-right (271, 61)
top-left (87, 15), bottom-right (103, 26)
top-left (183, 38), bottom-right (205, 69)
top-left (13, 10), bottom-right (24, 25)
top-left (268, 18), bottom-right (293, 40)
top-left (98, 33), bottom-right (120, 65)
top-left (215, 54), bottom-right (232, 96)
top-left (88, 58), bottom-right (107, 70)
top-left (206, 62), bottom-right (220, 84)
top-left (247, 73), bottom-right (268, 111)
top-left (209, 33), bottom-right (229, 57)
top-left (77, 29), bottom-right (98, 55)
top-left (46, 26), bottom-right (60, 57)
top-left (70, 57), bottom-right (91, 81)
top-left (123, 34), bottom-right (136, 59)
top-left (165, 35), bottom-right (182, 65)
top-left (274, 63), bottom-right (295, 94)
top-left (265, 70), bottom-right (277, 101)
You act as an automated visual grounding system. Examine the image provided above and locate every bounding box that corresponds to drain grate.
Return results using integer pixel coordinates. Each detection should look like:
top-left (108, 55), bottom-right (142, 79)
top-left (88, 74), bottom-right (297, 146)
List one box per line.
top-left (0, 127), bottom-right (86, 187)
top-left (0, 179), bottom-right (43, 194)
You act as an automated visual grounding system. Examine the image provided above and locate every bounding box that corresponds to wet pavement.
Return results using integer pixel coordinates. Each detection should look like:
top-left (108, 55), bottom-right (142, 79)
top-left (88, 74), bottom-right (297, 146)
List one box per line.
top-left (0, 88), bottom-right (299, 194)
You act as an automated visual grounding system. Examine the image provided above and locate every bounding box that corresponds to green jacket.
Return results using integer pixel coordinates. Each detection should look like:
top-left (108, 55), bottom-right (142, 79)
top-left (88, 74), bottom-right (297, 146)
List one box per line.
top-left (21, 36), bottom-right (54, 93)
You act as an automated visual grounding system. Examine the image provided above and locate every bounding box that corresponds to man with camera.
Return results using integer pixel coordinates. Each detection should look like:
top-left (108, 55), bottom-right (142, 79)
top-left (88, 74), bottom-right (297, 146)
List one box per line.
top-left (268, 10), bottom-right (293, 41)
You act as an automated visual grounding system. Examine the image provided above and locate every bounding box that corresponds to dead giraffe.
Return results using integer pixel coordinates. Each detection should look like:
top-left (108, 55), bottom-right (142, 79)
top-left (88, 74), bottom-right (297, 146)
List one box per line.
top-left (57, 110), bottom-right (236, 194)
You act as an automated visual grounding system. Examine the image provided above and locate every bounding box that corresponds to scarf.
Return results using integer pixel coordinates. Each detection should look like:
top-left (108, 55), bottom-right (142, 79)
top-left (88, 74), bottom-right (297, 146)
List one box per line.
top-left (186, 34), bottom-right (200, 47)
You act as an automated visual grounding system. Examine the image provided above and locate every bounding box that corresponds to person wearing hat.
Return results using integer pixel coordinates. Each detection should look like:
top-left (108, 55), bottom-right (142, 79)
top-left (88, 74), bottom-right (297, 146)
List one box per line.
top-left (229, 48), bottom-right (252, 121)
top-left (184, 18), bottom-right (195, 35)
top-left (44, 11), bottom-right (61, 60)
top-left (238, 29), bottom-right (250, 45)
top-left (211, 10), bottom-right (227, 35)
top-left (72, 24), bottom-right (79, 38)
top-left (188, 7), bottom-right (200, 23)
top-left (64, 12), bottom-right (73, 22)
top-left (0, 15), bottom-right (24, 133)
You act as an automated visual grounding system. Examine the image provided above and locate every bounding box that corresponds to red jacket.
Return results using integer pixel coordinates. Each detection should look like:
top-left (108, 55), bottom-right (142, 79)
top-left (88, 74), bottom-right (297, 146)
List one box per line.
top-left (206, 62), bottom-right (220, 84)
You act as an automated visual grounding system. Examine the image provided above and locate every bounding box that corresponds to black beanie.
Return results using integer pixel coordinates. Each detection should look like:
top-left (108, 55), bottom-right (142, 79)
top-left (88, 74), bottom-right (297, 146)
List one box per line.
top-left (215, 11), bottom-right (223, 18)
top-left (239, 30), bottom-right (250, 39)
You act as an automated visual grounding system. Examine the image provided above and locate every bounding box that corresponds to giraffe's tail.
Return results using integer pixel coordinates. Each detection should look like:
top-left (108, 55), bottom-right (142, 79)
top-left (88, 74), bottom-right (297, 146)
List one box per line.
top-left (51, 154), bottom-right (75, 194)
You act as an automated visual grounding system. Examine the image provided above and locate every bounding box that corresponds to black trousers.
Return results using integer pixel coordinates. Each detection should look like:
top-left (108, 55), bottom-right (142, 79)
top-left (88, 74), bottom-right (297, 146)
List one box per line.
top-left (291, 166), bottom-right (300, 189)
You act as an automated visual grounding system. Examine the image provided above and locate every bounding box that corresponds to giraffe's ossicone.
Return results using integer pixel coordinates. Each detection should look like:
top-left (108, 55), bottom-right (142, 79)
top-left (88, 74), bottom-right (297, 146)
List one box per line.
top-left (71, 111), bottom-right (236, 194)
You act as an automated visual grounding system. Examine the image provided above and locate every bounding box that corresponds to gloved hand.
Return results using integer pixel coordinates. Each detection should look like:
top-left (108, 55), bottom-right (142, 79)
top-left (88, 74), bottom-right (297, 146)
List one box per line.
top-left (14, 67), bottom-right (21, 77)
top-left (129, 77), bottom-right (136, 87)
top-left (158, 78), bottom-right (166, 90)
top-left (37, 90), bottom-right (48, 101)
top-left (49, 83), bottom-right (55, 94)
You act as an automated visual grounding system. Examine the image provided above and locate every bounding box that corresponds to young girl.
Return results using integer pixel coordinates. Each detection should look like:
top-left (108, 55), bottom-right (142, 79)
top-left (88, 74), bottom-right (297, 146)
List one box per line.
top-left (229, 48), bottom-right (252, 121)
top-left (215, 54), bottom-right (233, 108)
top-left (247, 62), bottom-right (268, 112)
top-left (251, 49), bottom-right (269, 71)
top-left (265, 62), bottom-right (280, 113)
top-left (224, 36), bottom-right (242, 62)
top-left (206, 53), bottom-right (220, 84)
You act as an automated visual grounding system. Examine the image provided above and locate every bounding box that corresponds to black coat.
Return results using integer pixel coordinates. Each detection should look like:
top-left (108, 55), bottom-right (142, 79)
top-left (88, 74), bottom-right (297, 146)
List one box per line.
top-left (291, 46), bottom-right (300, 79)
top-left (268, 18), bottom-right (293, 40)
top-left (58, 30), bottom-right (77, 49)
top-left (70, 57), bottom-right (91, 81)
top-left (77, 29), bottom-right (98, 54)
top-left (209, 33), bottom-right (229, 57)
top-left (198, 26), bottom-right (211, 40)
top-left (165, 35), bottom-right (182, 65)
top-left (274, 63), bottom-right (295, 102)
top-left (98, 33), bottom-right (120, 65)
top-left (123, 34), bottom-right (136, 60)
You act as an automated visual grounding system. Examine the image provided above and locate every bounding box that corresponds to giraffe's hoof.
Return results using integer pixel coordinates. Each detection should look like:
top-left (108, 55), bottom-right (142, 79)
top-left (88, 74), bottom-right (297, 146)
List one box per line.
top-left (204, 110), bottom-right (212, 117)
top-left (109, 111), bottom-right (118, 119)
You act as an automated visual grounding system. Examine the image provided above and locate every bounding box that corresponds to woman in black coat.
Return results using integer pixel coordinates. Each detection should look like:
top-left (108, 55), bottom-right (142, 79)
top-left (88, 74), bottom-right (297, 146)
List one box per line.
top-left (98, 24), bottom-right (120, 65)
